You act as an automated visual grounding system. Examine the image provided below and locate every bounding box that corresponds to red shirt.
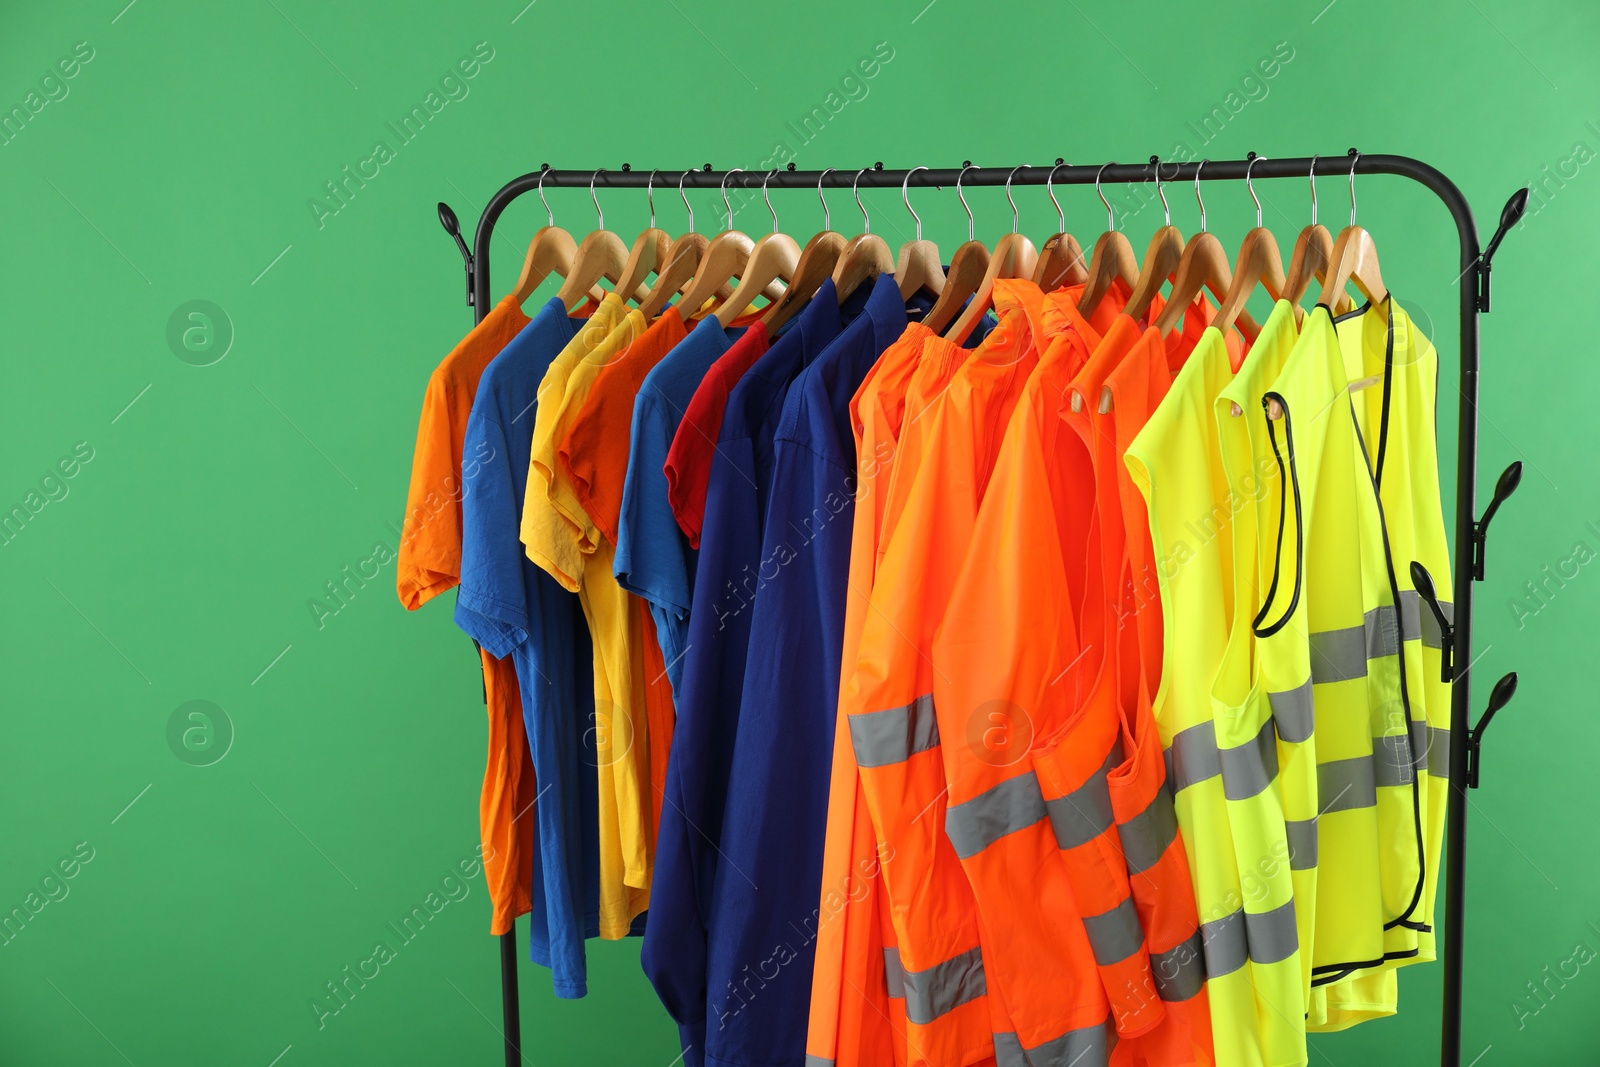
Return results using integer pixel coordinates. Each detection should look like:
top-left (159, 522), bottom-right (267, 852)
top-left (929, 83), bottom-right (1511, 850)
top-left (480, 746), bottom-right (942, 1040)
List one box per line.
top-left (663, 321), bottom-right (771, 548)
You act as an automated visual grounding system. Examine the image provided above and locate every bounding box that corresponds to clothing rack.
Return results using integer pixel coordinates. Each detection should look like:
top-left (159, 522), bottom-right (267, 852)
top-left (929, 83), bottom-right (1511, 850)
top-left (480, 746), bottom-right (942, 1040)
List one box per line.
top-left (434, 152), bottom-right (1529, 1067)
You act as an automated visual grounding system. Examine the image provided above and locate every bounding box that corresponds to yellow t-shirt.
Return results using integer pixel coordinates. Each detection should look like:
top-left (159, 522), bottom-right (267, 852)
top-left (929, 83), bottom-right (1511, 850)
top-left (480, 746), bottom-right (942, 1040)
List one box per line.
top-left (522, 294), bottom-right (655, 936)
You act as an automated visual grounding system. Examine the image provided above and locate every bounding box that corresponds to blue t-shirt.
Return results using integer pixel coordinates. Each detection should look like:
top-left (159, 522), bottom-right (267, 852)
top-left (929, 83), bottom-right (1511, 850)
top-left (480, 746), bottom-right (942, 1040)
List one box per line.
top-left (703, 274), bottom-right (912, 1067)
top-left (639, 280), bottom-right (867, 1066)
top-left (614, 316), bottom-right (744, 693)
top-left (454, 298), bottom-right (599, 998)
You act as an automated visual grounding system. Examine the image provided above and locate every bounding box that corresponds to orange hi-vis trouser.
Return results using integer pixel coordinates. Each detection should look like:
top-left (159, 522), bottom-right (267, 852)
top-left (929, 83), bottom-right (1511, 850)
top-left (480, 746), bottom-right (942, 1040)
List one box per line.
top-left (851, 288), bottom-right (1114, 1065)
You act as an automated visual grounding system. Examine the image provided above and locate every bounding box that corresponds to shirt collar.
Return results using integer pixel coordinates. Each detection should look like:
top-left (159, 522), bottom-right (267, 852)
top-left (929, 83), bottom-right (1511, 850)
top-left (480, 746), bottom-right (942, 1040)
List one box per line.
top-left (859, 272), bottom-right (908, 356)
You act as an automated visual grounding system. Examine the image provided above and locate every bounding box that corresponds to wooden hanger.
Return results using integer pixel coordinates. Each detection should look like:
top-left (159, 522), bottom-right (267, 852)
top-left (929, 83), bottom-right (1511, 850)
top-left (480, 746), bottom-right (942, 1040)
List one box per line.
top-left (923, 164), bottom-right (992, 336)
top-left (1077, 163), bottom-right (1140, 317)
top-left (1196, 156), bottom-right (1283, 338)
top-left (1282, 156), bottom-right (1351, 316)
top-left (554, 169), bottom-right (631, 311)
top-left (510, 167), bottom-right (601, 306)
top-left (648, 168), bottom-right (759, 320)
top-left (1123, 160), bottom-right (1185, 324)
top-left (1033, 162), bottom-right (1088, 291)
top-left (1317, 152), bottom-right (1388, 309)
top-left (611, 169), bottom-right (673, 307)
top-left (712, 170), bottom-right (799, 327)
top-left (948, 165), bottom-right (1039, 344)
top-left (895, 166), bottom-right (945, 300)
top-left (831, 167), bottom-right (895, 304)
top-left (763, 168), bottom-right (845, 333)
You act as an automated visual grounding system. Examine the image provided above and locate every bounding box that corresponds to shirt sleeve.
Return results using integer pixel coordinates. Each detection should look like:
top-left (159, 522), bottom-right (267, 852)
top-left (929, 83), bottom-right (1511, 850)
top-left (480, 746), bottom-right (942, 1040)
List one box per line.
top-left (614, 394), bottom-right (692, 616)
top-left (453, 408), bottom-right (529, 659)
top-left (396, 375), bottom-right (463, 610)
top-left (521, 374), bottom-right (587, 592)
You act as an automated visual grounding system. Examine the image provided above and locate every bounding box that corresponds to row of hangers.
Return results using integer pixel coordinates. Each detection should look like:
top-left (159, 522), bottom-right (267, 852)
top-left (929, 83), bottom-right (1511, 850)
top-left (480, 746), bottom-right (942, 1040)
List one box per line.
top-left (511, 155), bottom-right (1388, 417)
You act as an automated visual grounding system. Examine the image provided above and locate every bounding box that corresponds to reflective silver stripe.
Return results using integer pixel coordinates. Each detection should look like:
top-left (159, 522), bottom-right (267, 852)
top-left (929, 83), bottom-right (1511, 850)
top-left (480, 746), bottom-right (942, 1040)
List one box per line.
top-left (1417, 724), bottom-right (1451, 778)
top-left (993, 1031), bottom-right (1029, 1067)
top-left (1200, 909), bottom-right (1248, 978)
top-left (1269, 678), bottom-right (1314, 743)
top-left (902, 945), bottom-right (987, 1025)
top-left (1166, 720), bottom-right (1221, 792)
top-left (1285, 817), bottom-right (1319, 869)
top-left (1310, 624), bottom-right (1368, 683)
top-left (1150, 930), bottom-right (1207, 1002)
top-left (1318, 756), bottom-right (1378, 814)
top-left (1219, 718), bottom-right (1280, 802)
top-left (1244, 898), bottom-right (1299, 964)
top-left (946, 772), bottom-right (1048, 859)
top-left (1117, 785), bottom-right (1179, 875)
top-left (1082, 896), bottom-right (1144, 967)
top-left (804, 1058), bottom-right (834, 1067)
top-left (1396, 589), bottom-right (1425, 643)
top-left (848, 694), bottom-right (939, 768)
top-left (1046, 742), bottom-right (1123, 850)
top-left (1023, 1019), bottom-right (1115, 1067)
top-left (1365, 603), bottom-right (1401, 660)
top-left (883, 948), bottom-right (905, 999)
top-left (1373, 734), bottom-right (1416, 787)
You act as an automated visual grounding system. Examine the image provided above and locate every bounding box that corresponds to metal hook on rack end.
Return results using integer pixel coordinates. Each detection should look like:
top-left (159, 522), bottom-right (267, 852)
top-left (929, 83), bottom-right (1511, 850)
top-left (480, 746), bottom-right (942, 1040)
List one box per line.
top-left (903, 165), bottom-right (929, 242)
top-left (720, 167), bottom-right (745, 231)
top-left (1005, 165), bottom-right (1026, 234)
top-left (852, 167), bottom-right (871, 235)
top-left (1408, 561), bottom-right (1455, 683)
top-left (538, 164), bottom-right (554, 227)
top-left (1194, 159), bottom-right (1209, 233)
top-left (1046, 159), bottom-right (1067, 234)
top-left (1468, 672), bottom-right (1519, 788)
top-left (590, 169), bottom-right (605, 230)
top-left (957, 162), bottom-right (976, 242)
top-left (678, 169), bottom-right (695, 234)
top-left (1246, 154), bottom-right (1266, 228)
top-left (816, 167), bottom-right (835, 232)
top-left (1158, 155), bottom-right (1171, 227)
top-left (1348, 149), bottom-right (1360, 227)
top-left (645, 169), bottom-right (658, 229)
top-left (1471, 461), bottom-right (1523, 579)
top-left (1096, 163), bottom-right (1115, 232)
top-left (763, 169), bottom-right (778, 234)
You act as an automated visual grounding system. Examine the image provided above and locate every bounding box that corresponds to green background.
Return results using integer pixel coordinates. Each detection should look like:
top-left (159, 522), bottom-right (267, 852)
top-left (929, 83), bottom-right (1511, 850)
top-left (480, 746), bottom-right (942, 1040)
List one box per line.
top-left (2, 0), bottom-right (1596, 1063)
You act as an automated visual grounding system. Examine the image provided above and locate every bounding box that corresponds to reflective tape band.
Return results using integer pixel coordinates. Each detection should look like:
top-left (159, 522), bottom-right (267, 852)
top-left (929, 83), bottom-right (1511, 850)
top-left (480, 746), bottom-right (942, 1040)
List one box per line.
top-left (993, 1031), bottom-right (1029, 1067)
top-left (1218, 718), bottom-right (1280, 801)
top-left (902, 945), bottom-right (987, 1025)
top-left (1117, 784), bottom-right (1179, 875)
top-left (1318, 756), bottom-right (1378, 814)
top-left (1082, 896), bottom-right (1144, 967)
top-left (1166, 720), bottom-right (1221, 792)
top-left (1200, 898), bottom-right (1299, 975)
top-left (1410, 721), bottom-right (1451, 778)
top-left (1309, 624), bottom-right (1368, 683)
top-left (1269, 678), bottom-right (1315, 743)
top-left (1200, 909), bottom-right (1248, 978)
top-left (1373, 733), bottom-right (1416, 788)
top-left (1308, 595), bottom-right (1451, 682)
top-left (1150, 929), bottom-right (1207, 1002)
top-left (1045, 742), bottom-right (1123, 850)
top-left (1284, 817), bottom-right (1319, 869)
top-left (804, 1058), bottom-right (834, 1067)
top-left (1021, 1019), bottom-right (1115, 1067)
top-left (883, 948), bottom-right (905, 999)
top-left (1244, 898), bottom-right (1300, 964)
top-left (1395, 589), bottom-right (1425, 643)
top-left (1365, 603), bottom-right (1402, 660)
top-left (946, 771), bottom-right (1048, 859)
top-left (849, 693), bottom-right (940, 768)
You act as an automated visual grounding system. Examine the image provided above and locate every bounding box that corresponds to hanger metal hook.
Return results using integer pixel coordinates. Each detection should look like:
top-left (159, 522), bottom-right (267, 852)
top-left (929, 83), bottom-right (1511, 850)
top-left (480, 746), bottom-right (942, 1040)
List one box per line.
top-left (679, 169), bottom-right (695, 233)
top-left (1046, 161), bottom-right (1067, 234)
top-left (1006, 165), bottom-right (1026, 234)
top-left (590, 169), bottom-right (605, 230)
top-left (646, 169), bottom-right (658, 229)
top-left (851, 167), bottom-right (871, 234)
top-left (721, 167), bottom-right (744, 231)
top-left (763, 169), bottom-right (779, 234)
top-left (538, 165), bottom-right (554, 227)
top-left (816, 167), bottom-right (834, 232)
top-left (1348, 150), bottom-right (1359, 226)
top-left (1309, 155), bottom-right (1319, 227)
top-left (1096, 163), bottom-right (1115, 232)
top-left (957, 163), bottom-right (976, 242)
top-left (1246, 154), bottom-right (1266, 228)
top-left (1194, 159), bottom-right (1209, 233)
top-left (903, 165), bottom-right (928, 242)
top-left (1152, 157), bottom-right (1170, 226)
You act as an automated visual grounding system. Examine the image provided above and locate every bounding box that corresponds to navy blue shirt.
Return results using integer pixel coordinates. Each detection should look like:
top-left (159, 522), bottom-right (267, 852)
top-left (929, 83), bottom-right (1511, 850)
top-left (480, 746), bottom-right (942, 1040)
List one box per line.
top-left (705, 274), bottom-right (911, 1067)
top-left (454, 298), bottom-right (600, 997)
top-left (639, 281), bottom-right (866, 1065)
top-left (615, 317), bottom-right (746, 694)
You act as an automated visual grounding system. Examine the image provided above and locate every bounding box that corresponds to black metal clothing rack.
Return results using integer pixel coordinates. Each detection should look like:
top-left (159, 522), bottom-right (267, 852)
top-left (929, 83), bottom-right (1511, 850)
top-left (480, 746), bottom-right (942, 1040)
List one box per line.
top-left (435, 153), bottom-right (1528, 1067)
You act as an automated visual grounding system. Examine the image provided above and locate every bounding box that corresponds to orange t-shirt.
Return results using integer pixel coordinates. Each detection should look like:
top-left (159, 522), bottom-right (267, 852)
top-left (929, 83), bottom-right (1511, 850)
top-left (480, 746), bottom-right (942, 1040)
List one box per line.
top-left (396, 293), bottom-right (536, 936)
